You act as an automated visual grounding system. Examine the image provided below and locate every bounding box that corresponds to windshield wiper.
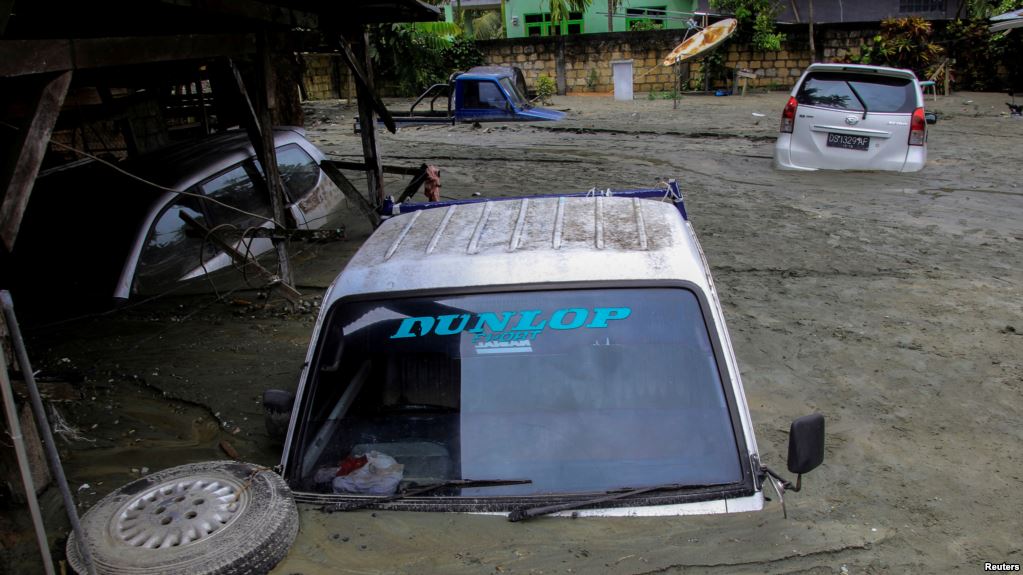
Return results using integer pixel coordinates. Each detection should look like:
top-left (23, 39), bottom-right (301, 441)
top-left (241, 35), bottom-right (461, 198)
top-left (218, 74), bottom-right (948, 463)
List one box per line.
top-left (323, 478), bottom-right (532, 513)
top-left (846, 82), bottom-right (869, 120)
top-left (507, 482), bottom-right (724, 522)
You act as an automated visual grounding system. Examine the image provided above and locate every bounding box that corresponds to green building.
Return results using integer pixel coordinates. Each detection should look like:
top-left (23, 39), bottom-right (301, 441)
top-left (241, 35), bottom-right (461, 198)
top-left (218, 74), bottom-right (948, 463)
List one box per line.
top-left (444, 1), bottom-right (700, 39)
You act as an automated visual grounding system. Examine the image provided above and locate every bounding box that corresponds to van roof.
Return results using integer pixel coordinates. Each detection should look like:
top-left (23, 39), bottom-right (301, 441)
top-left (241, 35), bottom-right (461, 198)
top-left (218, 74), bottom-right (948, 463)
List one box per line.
top-left (325, 196), bottom-right (713, 305)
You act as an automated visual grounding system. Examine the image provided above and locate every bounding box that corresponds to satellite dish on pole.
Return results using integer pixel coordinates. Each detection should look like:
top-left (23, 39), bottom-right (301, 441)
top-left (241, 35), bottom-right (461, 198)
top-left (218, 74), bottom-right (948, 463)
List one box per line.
top-left (662, 18), bottom-right (738, 66)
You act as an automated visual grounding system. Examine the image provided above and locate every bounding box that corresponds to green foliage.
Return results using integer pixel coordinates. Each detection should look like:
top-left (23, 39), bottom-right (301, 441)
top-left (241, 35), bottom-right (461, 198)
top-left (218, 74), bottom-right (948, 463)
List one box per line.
top-left (962, 0), bottom-right (1023, 18)
top-left (370, 24), bottom-right (484, 95)
top-left (549, 0), bottom-right (592, 24)
top-left (646, 89), bottom-right (680, 99)
top-left (848, 18), bottom-right (944, 79)
top-left (444, 37), bottom-right (486, 71)
top-left (946, 19), bottom-right (997, 90)
top-left (710, 0), bottom-right (784, 52)
top-left (470, 10), bottom-right (504, 40)
top-left (586, 68), bottom-right (600, 90)
top-left (536, 75), bottom-right (556, 104)
top-left (630, 20), bottom-right (664, 31)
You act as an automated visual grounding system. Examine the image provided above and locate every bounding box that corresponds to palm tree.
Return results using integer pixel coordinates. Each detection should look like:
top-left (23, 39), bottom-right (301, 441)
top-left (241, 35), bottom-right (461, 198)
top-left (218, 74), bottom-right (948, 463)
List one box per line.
top-left (549, 0), bottom-right (592, 24)
top-left (607, 0), bottom-right (621, 32)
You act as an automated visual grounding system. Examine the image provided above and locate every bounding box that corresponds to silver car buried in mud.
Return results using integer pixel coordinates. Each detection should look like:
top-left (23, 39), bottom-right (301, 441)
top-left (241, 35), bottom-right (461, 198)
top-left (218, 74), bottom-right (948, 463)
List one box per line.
top-left (774, 63), bottom-right (931, 172)
top-left (7, 128), bottom-right (344, 315)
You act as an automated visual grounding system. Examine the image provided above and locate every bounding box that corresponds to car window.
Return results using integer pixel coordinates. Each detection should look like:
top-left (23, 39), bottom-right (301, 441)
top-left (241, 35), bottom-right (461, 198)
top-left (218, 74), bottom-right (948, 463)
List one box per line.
top-left (290, 288), bottom-right (743, 496)
top-left (462, 80), bottom-right (507, 110)
top-left (134, 196), bottom-right (217, 294)
top-left (276, 145), bottom-right (321, 198)
top-left (797, 72), bottom-right (916, 113)
top-left (200, 162), bottom-right (272, 229)
top-left (499, 77), bottom-right (529, 109)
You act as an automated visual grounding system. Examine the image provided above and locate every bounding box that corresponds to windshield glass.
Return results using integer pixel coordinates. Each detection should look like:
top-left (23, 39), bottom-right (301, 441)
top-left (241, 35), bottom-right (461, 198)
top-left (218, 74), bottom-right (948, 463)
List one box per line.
top-left (289, 288), bottom-right (743, 497)
top-left (499, 77), bottom-right (530, 109)
top-left (797, 72), bottom-right (916, 113)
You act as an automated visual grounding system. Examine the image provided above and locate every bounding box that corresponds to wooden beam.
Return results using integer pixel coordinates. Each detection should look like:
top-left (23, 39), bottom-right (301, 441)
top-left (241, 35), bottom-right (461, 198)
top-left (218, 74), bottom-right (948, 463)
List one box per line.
top-left (0, 0), bottom-right (14, 37)
top-left (0, 34), bottom-right (257, 77)
top-left (323, 160), bottom-right (424, 176)
top-left (157, 0), bottom-right (319, 29)
top-left (336, 33), bottom-right (396, 134)
top-left (1, 71), bottom-right (72, 251)
top-left (320, 160), bottom-right (380, 228)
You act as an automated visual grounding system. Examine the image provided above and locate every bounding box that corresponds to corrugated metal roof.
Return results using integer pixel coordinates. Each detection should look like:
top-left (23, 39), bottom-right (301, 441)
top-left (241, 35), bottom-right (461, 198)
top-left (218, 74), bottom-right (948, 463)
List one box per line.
top-left (327, 196), bottom-right (711, 303)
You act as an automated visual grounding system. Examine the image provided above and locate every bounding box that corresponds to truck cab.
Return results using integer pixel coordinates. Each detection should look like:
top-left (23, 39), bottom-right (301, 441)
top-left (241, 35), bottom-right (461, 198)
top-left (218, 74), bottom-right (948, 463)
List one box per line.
top-left (273, 185), bottom-right (823, 518)
top-left (451, 69), bottom-right (564, 123)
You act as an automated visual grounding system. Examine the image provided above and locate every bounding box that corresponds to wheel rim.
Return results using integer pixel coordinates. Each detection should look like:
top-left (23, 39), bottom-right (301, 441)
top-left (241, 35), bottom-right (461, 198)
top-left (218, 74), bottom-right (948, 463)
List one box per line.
top-left (108, 476), bottom-right (250, 549)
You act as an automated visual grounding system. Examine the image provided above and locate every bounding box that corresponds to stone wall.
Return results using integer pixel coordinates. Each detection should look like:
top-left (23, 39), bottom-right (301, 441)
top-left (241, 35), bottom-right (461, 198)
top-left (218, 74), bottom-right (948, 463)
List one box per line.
top-left (301, 53), bottom-right (351, 100)
top-left (474, 23), bottom-right (883, 94)
top-left (296, 23), bottom-right (890, 100)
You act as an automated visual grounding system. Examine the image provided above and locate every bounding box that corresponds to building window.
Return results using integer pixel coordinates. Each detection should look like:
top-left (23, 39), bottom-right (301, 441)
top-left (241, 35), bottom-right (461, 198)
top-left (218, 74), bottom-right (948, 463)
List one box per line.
top-left (898, 0), bottom-right (945, 13)
top-left (626, 6), bottom-right (667, 30)
top-left (524, 11), bottom-right (584, 36)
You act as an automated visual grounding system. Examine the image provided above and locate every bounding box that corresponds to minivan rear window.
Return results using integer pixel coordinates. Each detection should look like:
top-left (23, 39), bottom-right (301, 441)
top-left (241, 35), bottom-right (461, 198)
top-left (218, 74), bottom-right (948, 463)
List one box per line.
top-left (797, 72), bottom-right (917, 113)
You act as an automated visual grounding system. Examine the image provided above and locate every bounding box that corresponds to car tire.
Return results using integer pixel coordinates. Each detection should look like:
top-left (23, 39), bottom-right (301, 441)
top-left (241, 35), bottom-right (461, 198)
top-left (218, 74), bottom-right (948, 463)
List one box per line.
top-left (67, 460), bottom-right (298, 575)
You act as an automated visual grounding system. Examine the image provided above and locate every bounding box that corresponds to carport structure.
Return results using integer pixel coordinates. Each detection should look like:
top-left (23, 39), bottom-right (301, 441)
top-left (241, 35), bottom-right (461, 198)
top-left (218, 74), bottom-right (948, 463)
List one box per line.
top-left (0, 0), bottom-right (438, 289)
top-left (0, 1), bottom-right (438, 572)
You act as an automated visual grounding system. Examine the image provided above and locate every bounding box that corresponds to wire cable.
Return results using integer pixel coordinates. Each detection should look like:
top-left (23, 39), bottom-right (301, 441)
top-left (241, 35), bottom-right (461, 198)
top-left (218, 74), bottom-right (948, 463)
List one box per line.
top-left (0, 120), bottom-right (283, 228)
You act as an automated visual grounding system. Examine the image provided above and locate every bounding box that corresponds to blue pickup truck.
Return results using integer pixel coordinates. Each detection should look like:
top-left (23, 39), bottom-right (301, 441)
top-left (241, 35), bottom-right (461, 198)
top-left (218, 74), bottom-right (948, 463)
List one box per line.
top-left (357, 66), bottom-right (565, 131)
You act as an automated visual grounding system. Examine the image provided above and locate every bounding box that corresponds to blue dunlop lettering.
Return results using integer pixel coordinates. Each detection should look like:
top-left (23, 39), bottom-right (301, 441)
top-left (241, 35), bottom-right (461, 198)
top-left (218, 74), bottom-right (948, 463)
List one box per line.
top-left (389, 307), bottom-right (632, 340)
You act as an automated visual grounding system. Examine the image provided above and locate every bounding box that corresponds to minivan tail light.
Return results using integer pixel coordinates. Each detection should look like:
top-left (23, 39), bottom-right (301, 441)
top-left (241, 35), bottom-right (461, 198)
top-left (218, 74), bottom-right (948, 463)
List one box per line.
top-left (909, 107), bottom-right (926, 146)
top-left (780, 96), bottom-right (797, 133)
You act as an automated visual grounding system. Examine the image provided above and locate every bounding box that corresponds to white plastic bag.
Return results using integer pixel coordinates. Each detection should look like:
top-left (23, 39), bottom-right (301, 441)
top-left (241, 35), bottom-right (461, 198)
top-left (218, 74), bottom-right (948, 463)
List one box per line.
top-left (332, 451), bottom-right (404, 495)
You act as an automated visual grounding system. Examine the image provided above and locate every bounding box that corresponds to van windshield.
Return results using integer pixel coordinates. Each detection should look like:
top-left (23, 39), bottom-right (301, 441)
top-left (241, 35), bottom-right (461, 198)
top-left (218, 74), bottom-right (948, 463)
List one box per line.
top-left (797, 72), bottom-right (917, 113)
top-left (289, 288), bottom-right (743, 498)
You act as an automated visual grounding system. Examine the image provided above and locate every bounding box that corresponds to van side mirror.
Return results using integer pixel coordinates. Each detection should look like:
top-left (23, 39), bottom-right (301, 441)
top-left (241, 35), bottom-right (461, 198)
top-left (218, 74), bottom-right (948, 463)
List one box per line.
top-left (924, 112), bottom-right (938, 125)
top-left (263, 389), bottom-right (296, 440)
top-left (787, 413), bottom-right (825, 475)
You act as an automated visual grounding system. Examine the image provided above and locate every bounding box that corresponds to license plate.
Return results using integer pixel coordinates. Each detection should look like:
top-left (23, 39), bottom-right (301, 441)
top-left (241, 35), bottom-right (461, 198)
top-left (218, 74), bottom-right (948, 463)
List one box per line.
top-left (826, 133), bottom-right (870, 151)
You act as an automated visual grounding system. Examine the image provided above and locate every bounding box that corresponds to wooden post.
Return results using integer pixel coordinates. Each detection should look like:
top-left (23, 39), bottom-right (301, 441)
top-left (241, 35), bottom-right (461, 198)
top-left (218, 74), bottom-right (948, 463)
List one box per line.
top-left (196, 68), bottom-right (210, 136)
top-left (0, 0), bottom-right (14, 36)
top-left (347, 31), bottom-right (384, 206)
top-left (1, 70), bottom-right (72, 251)
top-left (555, 36), bottom-right (567, 96)
top-left (255, 32), bottom-right (293, 287)
top-left (227, 43), bottom-right (295, 290)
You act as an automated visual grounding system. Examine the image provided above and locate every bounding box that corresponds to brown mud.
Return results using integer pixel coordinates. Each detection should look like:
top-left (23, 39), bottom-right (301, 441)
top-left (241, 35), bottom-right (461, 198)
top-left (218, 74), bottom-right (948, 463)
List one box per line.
top-left (6, 91), bottom-right (1022, 574)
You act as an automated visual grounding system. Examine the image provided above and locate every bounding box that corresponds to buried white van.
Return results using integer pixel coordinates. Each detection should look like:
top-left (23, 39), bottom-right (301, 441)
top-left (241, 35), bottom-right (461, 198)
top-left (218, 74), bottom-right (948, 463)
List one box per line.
top-left (68, 184), bottom-right (825, 574)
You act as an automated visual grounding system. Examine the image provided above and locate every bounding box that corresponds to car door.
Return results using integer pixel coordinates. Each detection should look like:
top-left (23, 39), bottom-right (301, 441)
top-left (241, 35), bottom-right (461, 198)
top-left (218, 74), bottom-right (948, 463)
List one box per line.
top-left (277, 143), bottom-right (342, 229)
top-left (789, 71), bottom-right (916, 171)
top-left (456, 79), bottom-right (515, 121)
top-left (133, 195), bottom-right (219, 295)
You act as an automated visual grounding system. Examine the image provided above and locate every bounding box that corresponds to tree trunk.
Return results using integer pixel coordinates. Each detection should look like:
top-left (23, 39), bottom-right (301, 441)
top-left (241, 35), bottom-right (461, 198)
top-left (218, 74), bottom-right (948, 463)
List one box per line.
top-left (607, 0), bottom-right (614, 33)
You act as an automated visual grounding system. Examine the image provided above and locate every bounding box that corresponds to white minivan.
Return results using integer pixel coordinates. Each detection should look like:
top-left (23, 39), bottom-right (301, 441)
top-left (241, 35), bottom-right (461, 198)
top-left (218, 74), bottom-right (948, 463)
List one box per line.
top-left (774, 63), bottom-right (929, 172)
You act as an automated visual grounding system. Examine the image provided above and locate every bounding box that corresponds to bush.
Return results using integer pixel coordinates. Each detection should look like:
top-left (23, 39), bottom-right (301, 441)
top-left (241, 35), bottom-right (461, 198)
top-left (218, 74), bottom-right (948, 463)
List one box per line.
top-left (536, 75), bottom-right (556, 104)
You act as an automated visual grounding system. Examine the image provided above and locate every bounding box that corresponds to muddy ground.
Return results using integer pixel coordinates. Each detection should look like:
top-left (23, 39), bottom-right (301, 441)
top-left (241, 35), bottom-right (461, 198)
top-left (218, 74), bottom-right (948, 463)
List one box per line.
top-left (4, 90), bottom-right (1022, 574)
